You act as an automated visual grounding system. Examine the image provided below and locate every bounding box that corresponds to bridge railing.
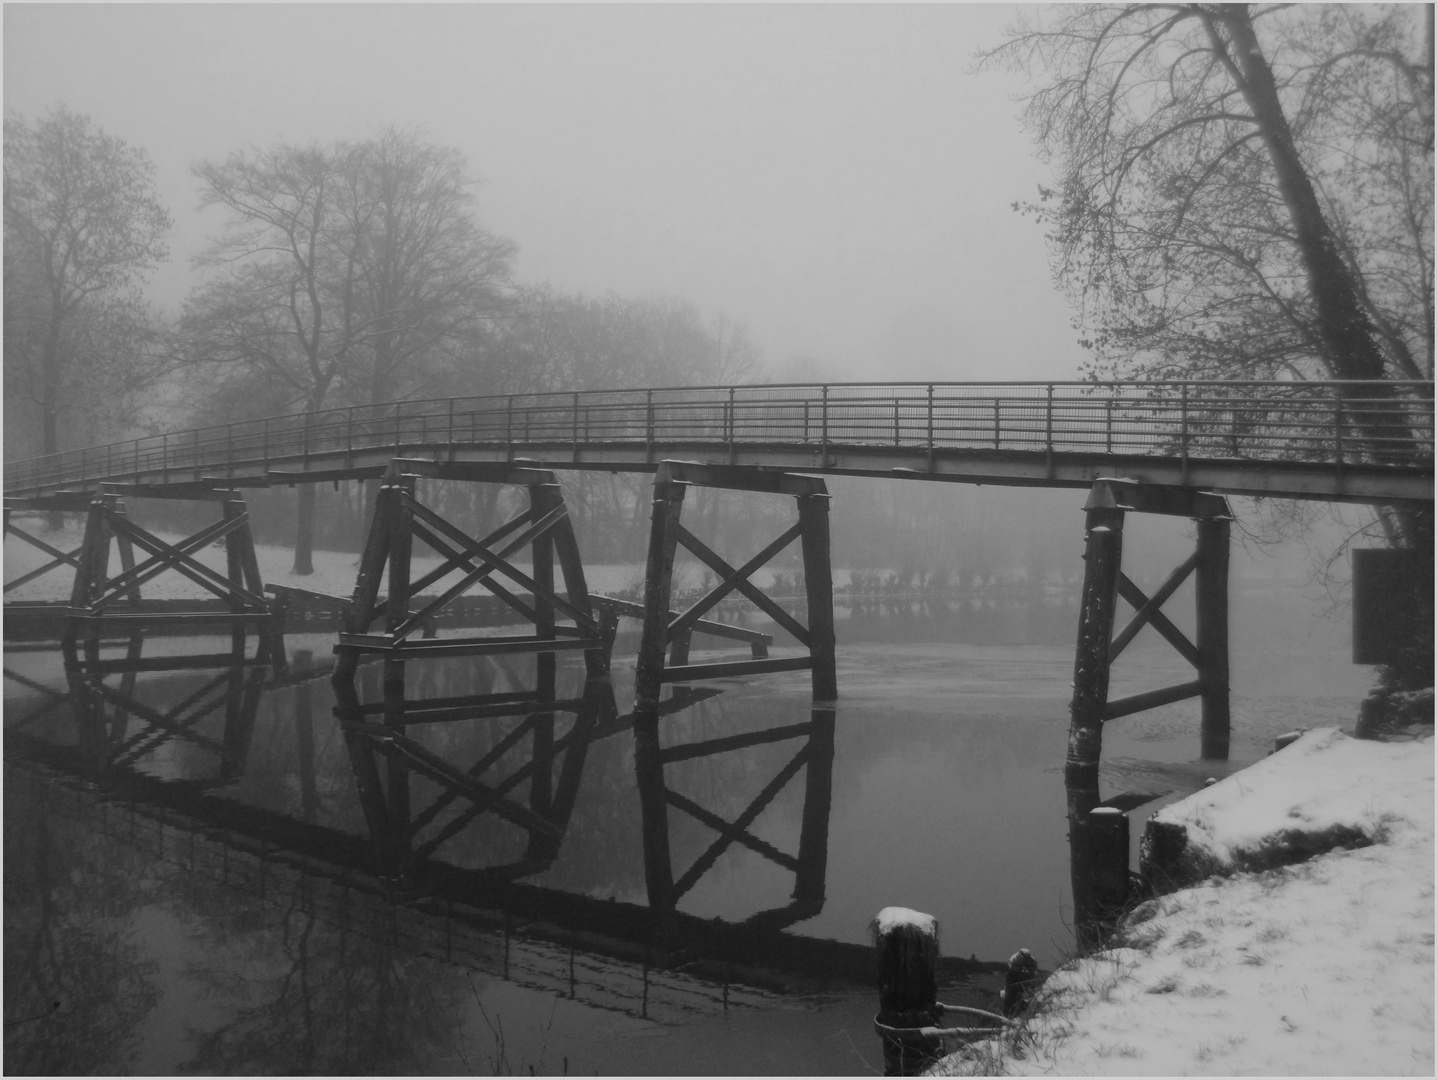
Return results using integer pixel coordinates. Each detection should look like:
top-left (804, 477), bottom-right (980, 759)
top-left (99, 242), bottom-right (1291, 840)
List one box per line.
top-left (5, 381), bottom-right (1432, 497)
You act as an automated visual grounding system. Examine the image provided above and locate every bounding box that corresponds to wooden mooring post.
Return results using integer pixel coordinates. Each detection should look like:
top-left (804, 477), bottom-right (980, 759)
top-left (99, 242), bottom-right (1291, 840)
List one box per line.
top-left (872, 907), bottom-right (941, 1076)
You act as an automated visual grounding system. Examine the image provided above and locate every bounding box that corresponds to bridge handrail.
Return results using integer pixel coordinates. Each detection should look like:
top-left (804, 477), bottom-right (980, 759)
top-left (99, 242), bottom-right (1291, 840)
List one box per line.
top-left (5, 380), bottom-right (1433, 496)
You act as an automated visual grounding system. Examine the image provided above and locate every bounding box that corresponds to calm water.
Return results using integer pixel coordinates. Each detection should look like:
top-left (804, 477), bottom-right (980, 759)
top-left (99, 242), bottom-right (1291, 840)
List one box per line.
top-left (3, 586), bottom-right (1370, 1074)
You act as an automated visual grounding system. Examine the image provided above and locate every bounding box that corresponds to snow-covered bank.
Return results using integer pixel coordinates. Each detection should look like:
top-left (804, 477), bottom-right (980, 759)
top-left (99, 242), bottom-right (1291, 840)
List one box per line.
top-left (934, 728), bottom-right (1435, 1076)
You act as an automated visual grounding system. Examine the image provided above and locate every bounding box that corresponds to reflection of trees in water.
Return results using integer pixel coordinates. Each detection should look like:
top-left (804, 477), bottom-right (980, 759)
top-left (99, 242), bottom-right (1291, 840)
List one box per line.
top-left (839, 594), bottom-right (1079, 646)
top-left (177, 889), bottom-right (470, 1075)
top-left (3, 767), bottom-right (161, 1074)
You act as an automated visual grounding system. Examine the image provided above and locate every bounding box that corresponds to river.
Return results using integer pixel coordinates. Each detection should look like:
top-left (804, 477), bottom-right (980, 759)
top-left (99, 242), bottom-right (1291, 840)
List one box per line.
top-left (3, 583), bottom-right (1370, 1074)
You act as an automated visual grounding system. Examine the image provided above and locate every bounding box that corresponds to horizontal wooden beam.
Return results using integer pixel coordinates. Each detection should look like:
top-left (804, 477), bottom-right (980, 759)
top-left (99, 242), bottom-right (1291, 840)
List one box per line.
top-left (656, 460), bottom-right (829, 496)
top-left (590, 594), bottom-right (774, 646)
top-left (660, 655), bottom-right (813, 682)
top-left (1084, 478), bottom-right (1231, 519)
top-left (388, 457), bottom-right (558, 486)
top-left (334, 632), bottom-right (606, 658)
top-left (1103, 679), bottom-right (1203, 721)
top-left (658, 721), bottom-right (814, 764)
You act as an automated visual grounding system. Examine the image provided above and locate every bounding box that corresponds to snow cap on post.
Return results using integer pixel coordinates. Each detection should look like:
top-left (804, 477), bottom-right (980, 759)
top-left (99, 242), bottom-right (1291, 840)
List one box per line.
top-left (872, 906), bottom-right (938, 941)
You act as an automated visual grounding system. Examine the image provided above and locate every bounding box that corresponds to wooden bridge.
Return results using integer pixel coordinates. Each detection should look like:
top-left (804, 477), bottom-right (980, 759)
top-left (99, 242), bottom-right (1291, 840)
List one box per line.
top-left (4, 378), bottom-right (1433, 989)
top-left (4, 379), bottom-right (1432, 842)
top-left (4, 380), bottom-right (1433, 504)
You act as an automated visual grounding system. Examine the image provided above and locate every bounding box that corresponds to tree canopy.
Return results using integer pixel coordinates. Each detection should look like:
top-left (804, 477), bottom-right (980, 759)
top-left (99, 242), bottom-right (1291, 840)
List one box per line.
top-left (3, 105), bottom-right (172, 459)
top-left (985, 4), bottom-right (1433, 386)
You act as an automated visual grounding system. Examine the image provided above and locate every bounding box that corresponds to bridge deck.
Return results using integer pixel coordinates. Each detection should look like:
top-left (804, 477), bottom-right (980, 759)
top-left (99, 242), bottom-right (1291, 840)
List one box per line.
top-left (5, 380), bottom-right (1432, 504)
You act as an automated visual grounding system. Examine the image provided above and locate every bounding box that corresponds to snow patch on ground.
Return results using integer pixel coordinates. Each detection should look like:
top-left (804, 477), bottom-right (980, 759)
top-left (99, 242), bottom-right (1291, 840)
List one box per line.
top-left (933, 729), bottom-right (1435, 1076)
top-left (1152, 727), bottom-right (1432, 869)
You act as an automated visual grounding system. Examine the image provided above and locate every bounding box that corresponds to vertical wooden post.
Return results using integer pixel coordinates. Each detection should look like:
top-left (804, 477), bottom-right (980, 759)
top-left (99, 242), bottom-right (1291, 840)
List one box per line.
top-left (633, 470), bottom-right (686, 717)
top-left (872, 908), bottom-right (941, 1077)
top-left (528, 488), bottom-right (559, 860)
top-left (633, 710), bottom-right (675, 916)
top-left (529, 483), bottom-right (559, 644)
top-left (792, 707), bottom-right (835, 904)
top-left (667, 627), bottom-right (693, 667)
top-left (1067, 505), bottom-right (1125, 790)
top-left (295, 651), bottom-right (319, 826)
top-left (1089, 806), bottom-right (1130, 919)
top-left (111, 501), bottom-right (142, 606)
top-left (335, 473), bottom-right (398, 684)
top-left (223, 499), bottom-right (246, 615)
top-left (633, 468), bottom-right (685, 923)
top-left (798, 493), bottom-right (838, 703)
top-left (70, 497), bottom-right (111, 611)
top-left (1195, 516), bottom-right (1231, 761)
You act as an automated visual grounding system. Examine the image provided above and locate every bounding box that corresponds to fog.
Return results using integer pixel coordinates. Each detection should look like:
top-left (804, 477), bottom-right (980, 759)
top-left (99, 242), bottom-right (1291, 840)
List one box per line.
top-left (3, 3), bottom-right (1080, 382)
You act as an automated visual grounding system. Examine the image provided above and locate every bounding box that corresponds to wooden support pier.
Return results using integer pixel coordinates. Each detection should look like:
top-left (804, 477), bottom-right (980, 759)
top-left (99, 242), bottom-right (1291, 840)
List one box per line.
top-left (1067, 478), bottom-right (1233, 790)
top-left (58, 486), bottom-right (271, 640)
top-left (631, 461), bottom-right (837, 714)
top-left (632, 706), bottom-right (836, 927)
top-left (331, 460), bottom-right (614, 690)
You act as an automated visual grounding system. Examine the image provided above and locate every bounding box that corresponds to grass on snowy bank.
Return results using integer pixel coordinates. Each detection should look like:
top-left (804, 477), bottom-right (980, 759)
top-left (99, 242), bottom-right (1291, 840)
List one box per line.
top-left (932, 728), bottom-right (1435, 1077)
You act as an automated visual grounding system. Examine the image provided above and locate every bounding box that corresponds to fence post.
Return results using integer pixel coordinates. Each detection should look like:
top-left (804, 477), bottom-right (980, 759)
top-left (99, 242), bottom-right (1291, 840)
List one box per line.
top-left (1045, 383), bottom-right (1055, 477)
top-left (1333, 384), bottom-right (1344, 466)
top-left (263, 419), bottom-right (270, 471)
top-left (727, 387), bottom-right (736, 463)
top-left (506, 396), bottom-right (514, 461)
top-left (926, 384), bottom-right (935, 471)
top-left (646, 389), bottom-right (655, 463)
top-left (1180, 383), bottom-right (1190, 484)
top-left (821, 385), bottom-right (829, 463)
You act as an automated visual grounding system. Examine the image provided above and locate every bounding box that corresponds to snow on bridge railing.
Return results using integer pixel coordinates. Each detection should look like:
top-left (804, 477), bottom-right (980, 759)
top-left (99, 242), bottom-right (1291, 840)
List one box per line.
top-left (5, 380), bottom-right (1433, 496)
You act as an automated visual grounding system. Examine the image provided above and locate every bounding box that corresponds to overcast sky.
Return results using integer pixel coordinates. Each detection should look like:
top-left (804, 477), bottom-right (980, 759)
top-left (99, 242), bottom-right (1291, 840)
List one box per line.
top-left (4, 3), bottom-right (1085, 383)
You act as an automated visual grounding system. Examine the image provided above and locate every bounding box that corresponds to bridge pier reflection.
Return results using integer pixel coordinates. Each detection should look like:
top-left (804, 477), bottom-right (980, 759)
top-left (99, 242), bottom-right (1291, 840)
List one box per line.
top-left (334, 661), bottom-right (617, 887)
top-left (633, 706), bottom-right (836, 941)
top-left (57, 629), bottom-right (276, 786)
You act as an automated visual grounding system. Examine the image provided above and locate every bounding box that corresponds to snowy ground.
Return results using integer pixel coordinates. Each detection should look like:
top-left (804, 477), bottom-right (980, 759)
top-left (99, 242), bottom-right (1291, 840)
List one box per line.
top-left (933, 727), bottom-right (1435, 1076)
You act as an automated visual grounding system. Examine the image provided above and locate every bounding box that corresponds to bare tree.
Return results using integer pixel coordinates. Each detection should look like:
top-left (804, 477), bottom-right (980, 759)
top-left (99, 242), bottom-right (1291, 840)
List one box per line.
top-left (340, 128), bottom-right (516, 406)
top-left (985, 4), bottom-right (1431, 387)
top-left (985, 4), bottom-right (1433, 690)
top-left (3, 106), bottom-right (172, 472)
top-left (185, 132), bottom-right (515, 571)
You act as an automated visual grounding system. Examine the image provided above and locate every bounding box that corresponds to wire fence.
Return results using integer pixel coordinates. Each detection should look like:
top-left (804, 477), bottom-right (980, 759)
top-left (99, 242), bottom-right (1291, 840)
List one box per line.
top-left (6, 381), bottom-right (1432, 497)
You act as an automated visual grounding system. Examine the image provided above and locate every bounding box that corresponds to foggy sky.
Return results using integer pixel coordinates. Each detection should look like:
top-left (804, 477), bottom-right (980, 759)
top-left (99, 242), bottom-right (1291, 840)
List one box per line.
top-left (4, 3), bottom-right (1084, 383)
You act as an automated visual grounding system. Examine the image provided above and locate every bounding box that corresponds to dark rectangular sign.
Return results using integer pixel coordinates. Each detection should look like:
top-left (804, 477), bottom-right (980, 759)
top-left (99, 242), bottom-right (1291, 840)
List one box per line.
top-left (1352, 547), bottom-right (1427, 665)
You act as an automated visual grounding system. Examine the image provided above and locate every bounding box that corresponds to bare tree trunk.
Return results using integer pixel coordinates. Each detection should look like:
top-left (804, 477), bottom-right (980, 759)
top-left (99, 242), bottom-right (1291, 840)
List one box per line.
top-left (293, 483), bottom-right (316, 575)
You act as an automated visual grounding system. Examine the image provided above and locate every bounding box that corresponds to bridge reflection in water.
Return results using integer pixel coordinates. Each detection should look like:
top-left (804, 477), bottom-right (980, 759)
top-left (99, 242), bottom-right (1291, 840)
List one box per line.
top-left (5, 627), bottom-right (1024, 1071)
